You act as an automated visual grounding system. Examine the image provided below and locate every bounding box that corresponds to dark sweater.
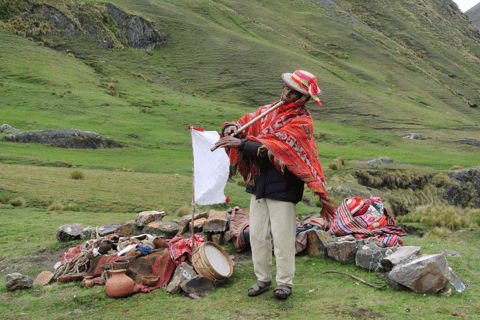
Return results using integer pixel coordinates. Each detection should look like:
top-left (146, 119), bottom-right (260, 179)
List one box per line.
top-left (239, 140), bottom-right (304, 204)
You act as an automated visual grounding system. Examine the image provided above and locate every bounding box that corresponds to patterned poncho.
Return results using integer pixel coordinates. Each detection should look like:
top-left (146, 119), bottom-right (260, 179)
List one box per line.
top-left (223, 100), bottom-right (336, 221)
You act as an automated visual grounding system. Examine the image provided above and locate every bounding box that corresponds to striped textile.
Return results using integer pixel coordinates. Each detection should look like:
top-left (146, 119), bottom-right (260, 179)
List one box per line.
top-left (168, 234), bottom-right (205, 266)
top-left (228, 207), bottom-right (250, 251)
top-left (329, 198), bottom-right (406, 247)
top-left (223, 100), bottom-right (335, 222)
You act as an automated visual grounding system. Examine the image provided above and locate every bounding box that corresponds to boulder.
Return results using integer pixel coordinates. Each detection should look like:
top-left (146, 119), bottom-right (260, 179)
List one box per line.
top-left (387, 254), bottom-right (450, 294)
top-left (381, 246), bottom-right (422, 272)
top-left (356, 243), bottom-right (397, 271)
top-left (459, 137), bottom-right (480, 147)
top-left (180, 275), bottom-right (215, 297)
top-left (211, 233), bottom-right (224, 245)
top-left (98, 224), bottom-right (123, 237)
top-left (80, 226), bottom-right (96, 240)
top-left (135, 211), bottom-right (165, 227)
top-left (177, 212), bottom-right (208, 235)
top-left (117, 221), bottom-right (142, 236)
top-left (327, 237), bottom-right (364, 263)
top-left (166, 262), bottom-right (197, 294)
top-left (143, 221), bottom-right (179, 238)
top-left (203, 210), bottom-right (228, 233)
top-left (306, 229), bottom-right (330, 258)
top-left (0, 124), bottom-right (20, 132)
top-left (34, 271), bottom-right (54, 286)
top-left (5, 273), bottom-right (34, 291)
top-left (56, 223), bottom-right (85, 242)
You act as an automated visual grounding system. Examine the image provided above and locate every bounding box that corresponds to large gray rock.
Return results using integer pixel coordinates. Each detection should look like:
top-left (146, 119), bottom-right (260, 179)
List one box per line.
top-left (203, 210), bottom-right (228, 233)
top-left (80, 226), bottom-right (97, 240)
top-left (5, 273), bottom-right (34, 291)
top-left (356, 243), bottom-right (397, 271)
top-left (387, 254), bottom-right (450, 294)
top-left (143, 221), bottom-right (179, 238)
top-left (2, 129), bottom-right (124, 149)
top-left (459, 137), bottom-right (480, 147)
top-left (381, 246), bottom-right (422, 272)
top-left (306, 229), bottom-right (331, 257)
top-left (98, 224), bottom-right (123, 237)
top-left (444, 167), bottom-right (480, 207)
top-left (327, 237), bottom-right (364, 263)
top-left (56, 223), bottom-right (85, 242)
top-left (180, 275), bottom-right (215, 297)
top-left (167, 262), bottom-right (197, 294)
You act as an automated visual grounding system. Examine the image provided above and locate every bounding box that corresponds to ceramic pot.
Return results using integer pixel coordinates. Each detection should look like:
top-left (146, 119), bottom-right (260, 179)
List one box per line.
top-left (113, 259), bottom-right (130, 270)
top-left (81, 276), bottom-right (95, 288)
top-left (105, 269), bottom-right (135, 298)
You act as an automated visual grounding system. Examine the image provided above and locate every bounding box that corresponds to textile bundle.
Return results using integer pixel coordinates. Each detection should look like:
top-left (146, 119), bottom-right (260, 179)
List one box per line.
top-left (226, 207), bottom-right (250, 251)
top-left (327, 196), bottom-right (406, 247)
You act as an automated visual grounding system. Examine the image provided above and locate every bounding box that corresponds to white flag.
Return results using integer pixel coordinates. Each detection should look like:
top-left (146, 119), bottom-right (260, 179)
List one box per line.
top-left (191, 128), bottom-right (230, 205)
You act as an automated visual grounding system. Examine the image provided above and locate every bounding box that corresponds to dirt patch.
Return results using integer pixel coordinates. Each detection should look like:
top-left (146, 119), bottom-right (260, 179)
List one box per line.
top-left (349, 308), bottom-right (384, 319)
top-left (0, 244), bottom-right (70, 278)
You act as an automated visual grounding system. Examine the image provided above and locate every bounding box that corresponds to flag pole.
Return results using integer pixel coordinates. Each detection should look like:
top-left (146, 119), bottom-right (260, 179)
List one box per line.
top-left (210, 100), bottom-right (284, 152)
top-left (190, 127), bottom-right (196, 252)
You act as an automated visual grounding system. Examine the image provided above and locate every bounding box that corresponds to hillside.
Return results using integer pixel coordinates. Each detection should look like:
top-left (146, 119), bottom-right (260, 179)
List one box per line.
top-left (466, 2), bottom-right (480, 29)
top-left (1, 0), bottom-right (480, 215)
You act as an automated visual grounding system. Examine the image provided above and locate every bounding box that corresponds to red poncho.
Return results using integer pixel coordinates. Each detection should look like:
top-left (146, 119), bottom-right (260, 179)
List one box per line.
top-left (224, 100), bottom-right (336, 221)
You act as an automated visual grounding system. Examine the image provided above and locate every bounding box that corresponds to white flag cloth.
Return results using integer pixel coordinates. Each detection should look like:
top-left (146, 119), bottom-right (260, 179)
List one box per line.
top-left (191, 128), bottom-right (230, 205)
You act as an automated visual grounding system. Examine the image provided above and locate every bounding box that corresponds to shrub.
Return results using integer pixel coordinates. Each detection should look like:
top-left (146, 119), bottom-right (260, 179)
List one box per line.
top-left (64, 203), bottom-right (81, 211)
top-left (70, 170), bottom-right (85, 180)
top-left (141, 107), bottom-right (148, 113)
top-left (112, 78), bottom-right (119, 83)
top-left (423, 227), bottom-right (451, 240)
top-left (0, 191), bottom-right (14, 204)
top-left (432, 173), bottom-right (454, 187)
top-left (114, 167), bottom-right (135, 172)
top-left (102, 77), bottom-right (109, 82)
top-left (66, 90), bottom-right (72, 94)
top-left (174, 205), bottom-right (192, 217)
top-left (9, 197), bottom-right (26, 207)
top-left (450, 165), bottom-right (464, 170)
top-left (328, 159), bottom-right (343, 170)
top-left (237, 178), bottom-right (247, 187)
top-left (67, 53), bottom-right (74, 58)
top-left (0, 82), bottom-right (4, 87)
top-left (48, 202), bottom-right (64, 212)
top-left (110, 90), bottom-right (119, 97)
top-left (107, 83), bottom-right (115, 89)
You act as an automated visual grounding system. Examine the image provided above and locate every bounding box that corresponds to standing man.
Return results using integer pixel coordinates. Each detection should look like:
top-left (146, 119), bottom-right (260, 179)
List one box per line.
top-left (214, 70), bottom-right (335, 300)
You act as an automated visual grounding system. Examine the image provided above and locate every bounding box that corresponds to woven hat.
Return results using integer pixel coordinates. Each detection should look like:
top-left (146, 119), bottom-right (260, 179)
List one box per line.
top-left (282, 70), bottom-right (322, 106)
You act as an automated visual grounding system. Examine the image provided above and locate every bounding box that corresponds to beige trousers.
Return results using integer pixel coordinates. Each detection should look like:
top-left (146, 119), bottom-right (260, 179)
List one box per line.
top-left (249, 195), bottom-right (296, 288)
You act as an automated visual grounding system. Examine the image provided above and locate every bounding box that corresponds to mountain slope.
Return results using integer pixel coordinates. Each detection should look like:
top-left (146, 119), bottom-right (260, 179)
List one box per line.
top-left (466, 2), bottom-right (480, 29)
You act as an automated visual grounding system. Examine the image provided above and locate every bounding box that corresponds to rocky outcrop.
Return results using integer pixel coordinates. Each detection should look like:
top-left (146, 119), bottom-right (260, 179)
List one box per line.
top-left (28, 2), bottom-right (166, 50)
top-left (0, 124), bottom-right (20, 132)
top-left (465, 3), bottom-right (480, 29)
top-left (2, 129), bottom-right (125, 149)
top-left (444, 167), bottom-right (480, 207)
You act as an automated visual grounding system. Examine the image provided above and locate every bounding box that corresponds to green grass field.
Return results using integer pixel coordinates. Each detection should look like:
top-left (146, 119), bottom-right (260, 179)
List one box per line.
top-left (1, 0), bottom-right (480, 318)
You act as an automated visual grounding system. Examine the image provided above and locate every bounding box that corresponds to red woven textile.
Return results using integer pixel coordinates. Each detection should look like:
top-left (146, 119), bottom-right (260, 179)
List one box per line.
top-left (224, 100), bottom-right (335, 221)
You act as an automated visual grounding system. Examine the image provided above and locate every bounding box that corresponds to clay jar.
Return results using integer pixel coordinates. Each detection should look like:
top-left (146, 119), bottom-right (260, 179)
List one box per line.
top-left (113, 259), bottom-right (130, 271)
top-left (105, 269), bottom-right (135, 298)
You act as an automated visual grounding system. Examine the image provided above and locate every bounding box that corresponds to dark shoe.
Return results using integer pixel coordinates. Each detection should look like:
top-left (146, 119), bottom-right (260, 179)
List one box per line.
top-left (273, 285), bottom-right (292, 299)
top-left (248, 281), bottom-right (271, 296)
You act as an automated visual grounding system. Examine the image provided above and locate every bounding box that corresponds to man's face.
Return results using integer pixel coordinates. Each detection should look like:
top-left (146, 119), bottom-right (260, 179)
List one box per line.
top-left (282, 85), bottom-right (303, 104)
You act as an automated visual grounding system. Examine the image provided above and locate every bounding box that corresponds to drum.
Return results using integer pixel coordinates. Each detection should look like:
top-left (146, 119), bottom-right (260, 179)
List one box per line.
top-left (192, 242), bottom-right (233, 282)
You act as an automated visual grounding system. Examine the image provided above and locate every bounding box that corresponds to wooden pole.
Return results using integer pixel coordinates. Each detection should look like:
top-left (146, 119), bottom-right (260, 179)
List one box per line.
top-left (190, 127), bottom-right (196, 252)
top-left (210, 100), bottom-right (284, 152)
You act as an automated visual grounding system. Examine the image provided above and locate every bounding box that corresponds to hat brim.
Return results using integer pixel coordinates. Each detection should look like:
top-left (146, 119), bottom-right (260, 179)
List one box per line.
top-left (282, 73), bottom-right (309, 96)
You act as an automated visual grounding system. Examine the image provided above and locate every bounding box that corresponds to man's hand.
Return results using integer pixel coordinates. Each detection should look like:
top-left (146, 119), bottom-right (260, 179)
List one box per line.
top-left (223, 125), bottom-right (237, 137)
top-left (214, 136), bottom-right (242, 149)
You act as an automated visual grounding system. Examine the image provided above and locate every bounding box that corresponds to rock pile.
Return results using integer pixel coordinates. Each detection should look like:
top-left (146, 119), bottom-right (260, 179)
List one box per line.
top-left (2, 129), bottom-right (125, 149)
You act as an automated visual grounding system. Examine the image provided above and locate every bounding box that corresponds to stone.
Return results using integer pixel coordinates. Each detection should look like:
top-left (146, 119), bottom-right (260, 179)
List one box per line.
top-left (203, 210), bottom-right (228, 233)
top-left (306, 229), bottom-right (330, 258)
top-left (355, 243), bottom-right (397, 271)
top-left (5, 273), bottom-right (34, 291)
top-left (0, 124), bottom-right (20, 132)
top-left (211, 233), bottom-right (224, 245)
top-left (180, 275), bottom-right (215, 296)
top-left (143, 221), bottom-right (179, 238)
top-left (166, 273), bottom-right (183, 294)
top-left (387, 254), bottom-right (450, 294)
top-left (381, 246), bottom-right (422, 272)
top-left (56, 223), bottom-right (85, 242)
top-left (177, 212), bottom-right (208, 235)
top-left (80, 226), bottom-right (96, 240)
top-left (135, 211), bottom-right (165, 227)
top-left (224, 230), bottom-right (233, 243)
top-left (176, 262), bottom-right (197, 281)
top-left (327, 238), bottom-right (364, 263)
top-left (117, 221), bottom-right (142, 236)
top-left (34, 271), bottom-right (54, 286)
top-left (442, 250), bottom-right (463, 258)
top-left (97, 224), bottom-right (123, 237)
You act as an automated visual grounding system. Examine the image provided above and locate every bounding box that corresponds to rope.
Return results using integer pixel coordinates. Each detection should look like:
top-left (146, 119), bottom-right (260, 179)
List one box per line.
top-left (53, 237), bottom-right (104, 280)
